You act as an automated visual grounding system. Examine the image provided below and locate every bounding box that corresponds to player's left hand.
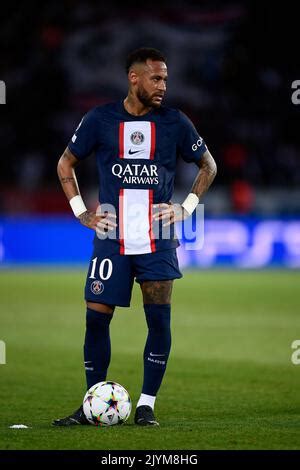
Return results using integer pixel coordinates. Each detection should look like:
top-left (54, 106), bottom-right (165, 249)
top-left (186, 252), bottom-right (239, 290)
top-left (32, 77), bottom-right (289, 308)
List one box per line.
top-left (152, 202), bottom-right (190, 227)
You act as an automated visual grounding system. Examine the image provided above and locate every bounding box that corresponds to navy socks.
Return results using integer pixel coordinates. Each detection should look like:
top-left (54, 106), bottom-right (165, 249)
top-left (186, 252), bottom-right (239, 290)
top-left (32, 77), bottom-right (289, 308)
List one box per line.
top-left (83, 308), bottom-right (113, 389)
top-left (141, 304), bottom-right (171, 396)
top-left (83, 304), bottom-right (171, 399)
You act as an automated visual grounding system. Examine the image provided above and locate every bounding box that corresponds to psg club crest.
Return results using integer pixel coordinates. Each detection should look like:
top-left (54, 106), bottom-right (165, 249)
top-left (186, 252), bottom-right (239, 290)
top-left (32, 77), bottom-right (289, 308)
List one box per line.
top-left (130, 131), bottom-right (144, 145)
top-left (91, 280), bottom-right (104, 295)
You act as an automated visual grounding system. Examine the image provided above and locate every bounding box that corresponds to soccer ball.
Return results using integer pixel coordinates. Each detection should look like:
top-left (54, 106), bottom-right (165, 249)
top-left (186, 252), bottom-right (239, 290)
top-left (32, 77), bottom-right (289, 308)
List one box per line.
top-left (83, 381), bottom-right (132, 426)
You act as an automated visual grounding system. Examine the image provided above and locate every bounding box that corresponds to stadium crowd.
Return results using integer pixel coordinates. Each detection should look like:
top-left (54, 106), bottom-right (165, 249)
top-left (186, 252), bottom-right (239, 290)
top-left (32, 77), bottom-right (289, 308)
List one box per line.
top-left (1, 1), bottom-right (299, 215)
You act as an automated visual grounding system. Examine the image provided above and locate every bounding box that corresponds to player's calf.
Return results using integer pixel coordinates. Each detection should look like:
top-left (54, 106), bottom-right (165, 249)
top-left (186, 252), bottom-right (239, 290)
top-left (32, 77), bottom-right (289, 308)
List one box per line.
top-left (135, 303), bottom-right (171, 426)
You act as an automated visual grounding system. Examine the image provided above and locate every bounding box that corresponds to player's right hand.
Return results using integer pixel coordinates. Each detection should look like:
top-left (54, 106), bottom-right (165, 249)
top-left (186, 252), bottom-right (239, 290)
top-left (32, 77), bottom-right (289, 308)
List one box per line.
top-left (78, 210), bottom-right (117, 234)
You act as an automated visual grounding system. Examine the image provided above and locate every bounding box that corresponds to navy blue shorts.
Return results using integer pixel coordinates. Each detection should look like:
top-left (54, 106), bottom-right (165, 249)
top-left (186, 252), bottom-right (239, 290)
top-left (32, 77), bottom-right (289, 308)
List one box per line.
top-left (84, 244), bottom-right (182, 307)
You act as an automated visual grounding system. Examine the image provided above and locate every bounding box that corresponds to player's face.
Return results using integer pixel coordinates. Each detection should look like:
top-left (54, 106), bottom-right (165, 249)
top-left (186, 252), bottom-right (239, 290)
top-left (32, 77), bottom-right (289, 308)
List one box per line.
top-left (136, 60), bottom-right (168, 108)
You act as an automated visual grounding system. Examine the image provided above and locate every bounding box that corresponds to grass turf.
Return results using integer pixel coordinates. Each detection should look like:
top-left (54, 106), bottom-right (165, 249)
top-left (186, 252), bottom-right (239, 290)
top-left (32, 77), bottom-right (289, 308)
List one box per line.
top-left (0, 269), bottom-right (300, 450)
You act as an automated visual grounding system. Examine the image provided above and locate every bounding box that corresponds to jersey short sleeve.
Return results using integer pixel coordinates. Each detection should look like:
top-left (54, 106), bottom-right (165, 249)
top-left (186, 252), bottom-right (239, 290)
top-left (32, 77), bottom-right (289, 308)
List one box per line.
top-left (177, 111), bottom-right (207, 163)
top-left (68, 109), bottom-right (98, 160)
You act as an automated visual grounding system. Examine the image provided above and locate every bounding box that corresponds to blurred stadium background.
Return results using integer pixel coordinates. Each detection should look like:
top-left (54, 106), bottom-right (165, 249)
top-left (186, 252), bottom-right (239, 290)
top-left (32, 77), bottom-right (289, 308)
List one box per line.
top-left (1, 0), bottom-right (300, 451)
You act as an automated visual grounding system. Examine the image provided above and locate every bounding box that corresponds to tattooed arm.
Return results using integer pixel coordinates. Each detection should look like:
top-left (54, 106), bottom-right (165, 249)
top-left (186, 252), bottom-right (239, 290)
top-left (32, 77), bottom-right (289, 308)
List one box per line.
top-left (57, 147), bottom-right (81, 199)
top-left (57, 147), bottom-right (116, 232)
top-left (153, 150), bottom-right (217, 225)
top-left (190, 149), bottom-right (217, 199)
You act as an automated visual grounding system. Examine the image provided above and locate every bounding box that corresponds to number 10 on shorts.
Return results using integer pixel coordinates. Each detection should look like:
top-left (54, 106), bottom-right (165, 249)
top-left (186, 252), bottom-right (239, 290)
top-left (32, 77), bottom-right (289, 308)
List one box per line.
top-left (89, 257), bottom-right (113, 281)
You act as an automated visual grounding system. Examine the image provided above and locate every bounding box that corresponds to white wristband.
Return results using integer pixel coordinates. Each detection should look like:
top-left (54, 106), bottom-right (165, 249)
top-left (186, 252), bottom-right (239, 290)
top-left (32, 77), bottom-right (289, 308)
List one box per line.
top-left (69, 195), bottom-right (87, 218)
top-left (181, 193), bottom-right (199, 215)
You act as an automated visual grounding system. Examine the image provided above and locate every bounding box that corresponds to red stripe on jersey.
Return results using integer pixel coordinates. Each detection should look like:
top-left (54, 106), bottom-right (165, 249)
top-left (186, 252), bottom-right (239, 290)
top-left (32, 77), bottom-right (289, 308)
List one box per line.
top-left (150, 122), bottom-right (156, 160)
top-left (148, 189), bottom-right (156, 252)
top-left (119, 188), bottom-right (125, 255)
top-left (119, 122), bottom-right (124, 158)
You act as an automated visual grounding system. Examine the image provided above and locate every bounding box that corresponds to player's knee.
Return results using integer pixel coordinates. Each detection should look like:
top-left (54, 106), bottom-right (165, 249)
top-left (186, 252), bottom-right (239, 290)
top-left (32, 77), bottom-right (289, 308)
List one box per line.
top-left (86, 301), bottom-right (115, 315)
top-left (141, 281), bottom-right (173, 304)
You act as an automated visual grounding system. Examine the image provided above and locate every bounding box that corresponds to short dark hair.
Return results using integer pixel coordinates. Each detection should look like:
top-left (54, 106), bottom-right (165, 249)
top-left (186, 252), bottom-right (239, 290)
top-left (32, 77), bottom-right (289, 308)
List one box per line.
top-left (125, 47), bottom-right (166, 74)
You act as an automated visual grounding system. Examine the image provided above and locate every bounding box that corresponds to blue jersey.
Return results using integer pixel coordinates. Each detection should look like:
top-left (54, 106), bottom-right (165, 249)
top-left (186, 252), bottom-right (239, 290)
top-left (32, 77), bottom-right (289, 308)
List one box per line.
top-left (68, 100), bottom-right (207, 255)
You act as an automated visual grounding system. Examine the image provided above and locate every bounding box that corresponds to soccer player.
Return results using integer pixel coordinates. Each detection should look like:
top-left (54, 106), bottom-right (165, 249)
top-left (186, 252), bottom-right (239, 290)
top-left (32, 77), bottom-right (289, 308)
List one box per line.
top-left (53, 48), bottom-right (217, 426)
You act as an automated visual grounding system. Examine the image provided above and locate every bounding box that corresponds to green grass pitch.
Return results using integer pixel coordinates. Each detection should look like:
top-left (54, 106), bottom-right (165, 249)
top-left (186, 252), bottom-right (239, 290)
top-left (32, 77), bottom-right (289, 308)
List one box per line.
top-left (0, 269), bottom-right (300, 450)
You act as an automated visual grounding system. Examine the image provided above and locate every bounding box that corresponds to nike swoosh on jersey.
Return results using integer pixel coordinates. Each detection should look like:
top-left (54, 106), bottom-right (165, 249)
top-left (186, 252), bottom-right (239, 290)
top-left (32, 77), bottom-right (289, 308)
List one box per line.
top-left (149, 352), bottom-right (165, 357)
top-left (128, 149), bottom-right (144, 155)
